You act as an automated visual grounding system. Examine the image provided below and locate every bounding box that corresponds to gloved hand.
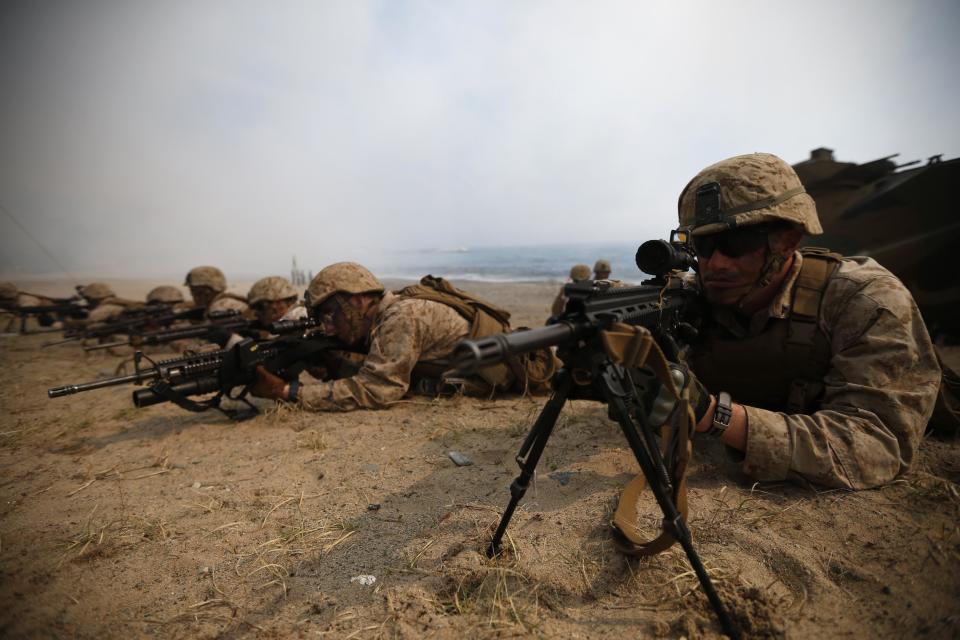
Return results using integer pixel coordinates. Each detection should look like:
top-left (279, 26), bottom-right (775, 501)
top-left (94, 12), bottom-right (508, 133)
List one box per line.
top-left (643, 363), bottom-right (711, 427)
top-left (669, 363), bottom-right (711, 423)
top-left (250, 365), bottom-right (286, 400)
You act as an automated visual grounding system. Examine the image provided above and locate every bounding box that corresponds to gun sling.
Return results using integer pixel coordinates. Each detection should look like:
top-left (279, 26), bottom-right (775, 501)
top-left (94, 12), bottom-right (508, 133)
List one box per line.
top-left (600, 323), bottom-right (694, 556)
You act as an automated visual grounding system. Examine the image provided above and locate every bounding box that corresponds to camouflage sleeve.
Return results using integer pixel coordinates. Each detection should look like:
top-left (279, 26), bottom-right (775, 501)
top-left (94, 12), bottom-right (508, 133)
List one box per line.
top-left (87, 303), bottom-right (126, 324)
top-left (299, 310), bottom-right (426, 412)
top-left (741, 274), bottom-right (941, 489)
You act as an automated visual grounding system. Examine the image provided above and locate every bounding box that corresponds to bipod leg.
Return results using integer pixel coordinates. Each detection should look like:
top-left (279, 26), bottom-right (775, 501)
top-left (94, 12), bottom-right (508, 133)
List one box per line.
top-left (603, 376), bottom-right (740, 640)
top-left (487, 371), bottom-right (573, 558)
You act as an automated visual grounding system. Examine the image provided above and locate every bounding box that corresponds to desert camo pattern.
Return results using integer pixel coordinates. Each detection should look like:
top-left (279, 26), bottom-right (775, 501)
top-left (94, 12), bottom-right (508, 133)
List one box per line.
top-left (247, 276), bottom-right (298, 305)
top-left (86, 299), bottom-right (130, 324)
top-left (207, 292), bottom-right (249, 316)
top-left (0, 292), bottom-right (53, 333)
top-left (281, 305), bottom-right (308, 321)
top-left (300, 292), bottom-right (469, 411)
top-left (704, 252), bottom-right (940, 489)
top-left (678, 152), bottom-right (822, 236)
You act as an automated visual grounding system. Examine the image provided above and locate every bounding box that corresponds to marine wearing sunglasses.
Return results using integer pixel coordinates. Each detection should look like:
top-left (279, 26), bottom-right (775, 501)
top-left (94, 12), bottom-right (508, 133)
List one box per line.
top-left (689, 183), bottom-right (804, 312)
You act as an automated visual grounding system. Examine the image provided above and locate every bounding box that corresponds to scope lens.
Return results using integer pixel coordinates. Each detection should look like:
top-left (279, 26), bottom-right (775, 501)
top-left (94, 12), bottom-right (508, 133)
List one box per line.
top-left (636, 240), bottom-right (672, 274)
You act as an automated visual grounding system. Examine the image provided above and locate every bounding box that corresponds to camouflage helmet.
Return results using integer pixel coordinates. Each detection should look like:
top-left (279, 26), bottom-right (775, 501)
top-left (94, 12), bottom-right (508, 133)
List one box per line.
top-left (0, 281), bottom-right (17, 302)
top-left (184, 266), bottom-right (227, 293)
top-left (146, 285), bottom-right (185, 304)
top-left (305, 262), bottom-right (384, 308)
top-left (569, 264), bottom-right (592, 281)
top-left (678, 153), bottom-right (822, 236)
top-left (248, 276), bottom-right (298, 306)
top-left (593, 259), bottom-right (611, 274)
top-left (79, 282), bottom-right (115, 301)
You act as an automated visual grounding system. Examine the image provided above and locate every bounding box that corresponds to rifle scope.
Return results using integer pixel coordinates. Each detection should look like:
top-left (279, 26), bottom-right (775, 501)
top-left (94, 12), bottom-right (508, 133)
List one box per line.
top-left (635, 240), bottom-right (696, 276)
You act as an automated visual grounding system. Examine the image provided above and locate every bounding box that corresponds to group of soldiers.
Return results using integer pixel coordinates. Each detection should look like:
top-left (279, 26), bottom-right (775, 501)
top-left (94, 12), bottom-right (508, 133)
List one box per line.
top-left (2, 152), bottom-right (953, 496)
top-left (551, 259), bottom-right (613, 317)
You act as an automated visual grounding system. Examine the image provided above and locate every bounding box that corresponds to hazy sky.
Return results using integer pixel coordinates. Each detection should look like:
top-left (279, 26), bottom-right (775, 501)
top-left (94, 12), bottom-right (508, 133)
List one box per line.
top-left (1, 0), bottom-right (958, 279)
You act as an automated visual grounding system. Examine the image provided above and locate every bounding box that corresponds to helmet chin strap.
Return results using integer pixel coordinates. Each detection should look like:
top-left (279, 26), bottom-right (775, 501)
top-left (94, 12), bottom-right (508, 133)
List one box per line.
top-left (734, 237), bottom-right (788, 311)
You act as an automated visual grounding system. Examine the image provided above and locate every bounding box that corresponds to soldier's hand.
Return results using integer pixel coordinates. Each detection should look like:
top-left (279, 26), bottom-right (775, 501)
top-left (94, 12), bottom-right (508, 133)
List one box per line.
top-left (669, 363), bottom-right (711, 424)
top-left (643, 363), bottom-right (711, 428)
top-left (250, 365), bottom-right (286, 400)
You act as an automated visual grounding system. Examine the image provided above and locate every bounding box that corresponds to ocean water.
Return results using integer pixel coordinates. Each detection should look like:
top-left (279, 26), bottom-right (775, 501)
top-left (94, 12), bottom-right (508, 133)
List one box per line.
top-left (368, 242), bottom-right (649, 283)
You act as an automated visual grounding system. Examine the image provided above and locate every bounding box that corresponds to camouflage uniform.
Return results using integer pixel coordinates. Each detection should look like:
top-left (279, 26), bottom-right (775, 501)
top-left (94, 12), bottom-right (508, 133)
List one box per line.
top-left (86, 299), bottom-right (132, 324)
top-left (0, 283), bottom-right (56, 333)
top-left (207, 293), bottom-right (250, 316)
top-left (76, 283), bottom-right (132, 321)
top-left (300, 292), bottom-right (469, 411)
top-left (593, 259), bottom-right (612, 279)
top-left (146, 285), bottom-right (186, 306)
top-left (679, 153), bottom-right (941, 489)
top-left (551, 264), bottom-right (592, 317)
top-left (184, 266), bottom-right (250, 317)
top-left (693, 252), bottom-right (940, 488)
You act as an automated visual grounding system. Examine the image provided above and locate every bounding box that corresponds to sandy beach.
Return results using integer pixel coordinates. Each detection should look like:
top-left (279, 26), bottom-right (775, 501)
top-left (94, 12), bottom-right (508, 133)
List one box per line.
top-left (0, 278), bottom-right (957, 639)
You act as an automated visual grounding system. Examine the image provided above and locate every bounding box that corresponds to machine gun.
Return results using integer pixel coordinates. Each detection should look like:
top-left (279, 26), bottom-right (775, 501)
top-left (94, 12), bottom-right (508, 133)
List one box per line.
top-left (48, 317), bottom-right (332, 420)
top-left (449, 238), bottom-right (740, 639)
top-left (43, 305), bottom-right (220, 347)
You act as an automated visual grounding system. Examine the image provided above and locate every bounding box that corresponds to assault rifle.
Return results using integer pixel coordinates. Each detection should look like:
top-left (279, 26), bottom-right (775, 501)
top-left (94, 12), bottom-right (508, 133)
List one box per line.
top-left (83, 313), bottom-right (258, 351)
top-left (43, 305), bottom-right (220, 347)
top-left (1, 299), bottom-right (89, 333)
top-left (450, 238), bottom-right (740, 639)
top-left (48, 317), bottom-right (329, 420)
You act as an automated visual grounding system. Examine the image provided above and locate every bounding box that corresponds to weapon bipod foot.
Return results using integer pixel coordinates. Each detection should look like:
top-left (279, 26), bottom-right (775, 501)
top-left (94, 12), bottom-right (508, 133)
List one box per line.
top-left (485, 366), bottom-right (740, 640)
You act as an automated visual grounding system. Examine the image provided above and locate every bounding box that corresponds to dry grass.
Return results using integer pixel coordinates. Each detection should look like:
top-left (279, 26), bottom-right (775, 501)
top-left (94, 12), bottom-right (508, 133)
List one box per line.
top-left (0, 422), bottom-right (41, 447)
top-left (225, 491), bottom-right (358, 598)
top-left (296, 429), bottom-right (328, 453)
top-left (890, 471), bottom-right (960, 507)
top-left (440, 558), bottom-right (551, 631)
top-left (60, 503), bottom-right (116, 562)
top-left (264, 400), bottom-right (313, 431)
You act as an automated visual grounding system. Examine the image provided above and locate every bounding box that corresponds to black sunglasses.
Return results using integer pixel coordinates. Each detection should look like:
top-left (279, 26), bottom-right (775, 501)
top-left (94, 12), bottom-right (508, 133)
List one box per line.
top-left (691, 226), bottom-right (772, 259)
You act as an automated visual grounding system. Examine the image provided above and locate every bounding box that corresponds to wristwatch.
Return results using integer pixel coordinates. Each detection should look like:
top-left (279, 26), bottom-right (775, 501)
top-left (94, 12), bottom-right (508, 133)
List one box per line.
top-left (707, 391), bottom-right (733, 437)
top-left (286, 380), bottom-right (301, 402)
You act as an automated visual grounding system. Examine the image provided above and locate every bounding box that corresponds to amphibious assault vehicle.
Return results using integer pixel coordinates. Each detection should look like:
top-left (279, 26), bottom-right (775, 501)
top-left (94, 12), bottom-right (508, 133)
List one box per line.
top-left (793, 147), bottom-right (959, 338)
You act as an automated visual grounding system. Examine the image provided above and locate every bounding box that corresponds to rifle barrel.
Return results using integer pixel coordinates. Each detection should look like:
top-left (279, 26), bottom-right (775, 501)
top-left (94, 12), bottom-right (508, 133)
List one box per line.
top-left (82, 318), bottom-right (251, 351)
top-left (452, 322), bottom-right (582, 374)
top-left (48, 370), bottom-right (156, 398)
top-left (84, 340), bottom-right (129, 351)
top-left (42, 335), bottom-right (82, 348)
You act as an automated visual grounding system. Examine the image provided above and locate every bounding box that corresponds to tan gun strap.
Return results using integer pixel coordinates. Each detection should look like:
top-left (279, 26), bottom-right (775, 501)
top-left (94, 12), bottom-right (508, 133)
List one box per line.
top-left (600, 323), bottom-right (694, 556)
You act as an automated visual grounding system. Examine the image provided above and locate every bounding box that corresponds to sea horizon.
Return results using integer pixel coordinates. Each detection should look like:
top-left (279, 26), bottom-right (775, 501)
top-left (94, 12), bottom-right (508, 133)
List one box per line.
top-left (1, 241), bottom-right (654, 285)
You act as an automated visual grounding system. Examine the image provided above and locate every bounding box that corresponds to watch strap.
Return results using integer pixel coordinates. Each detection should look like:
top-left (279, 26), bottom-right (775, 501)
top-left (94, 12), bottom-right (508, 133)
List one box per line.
top-left (708, 391), bottom-right (732, 437)
top-left (286, 380), bottom-right (301, 402)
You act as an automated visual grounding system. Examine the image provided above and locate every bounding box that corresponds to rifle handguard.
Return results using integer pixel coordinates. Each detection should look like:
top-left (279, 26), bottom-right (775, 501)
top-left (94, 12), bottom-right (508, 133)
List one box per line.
top-left (451, 323), bottom-right (577, 374)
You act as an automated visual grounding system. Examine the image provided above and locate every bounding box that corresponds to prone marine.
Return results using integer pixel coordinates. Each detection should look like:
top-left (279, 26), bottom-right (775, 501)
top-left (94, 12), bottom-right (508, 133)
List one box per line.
top-left (250, 262), bottom-right (545, 410)
top-left (672, 152), bottom-right (942, 489)
top-left (184, 266), bottom-right (250, 317)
